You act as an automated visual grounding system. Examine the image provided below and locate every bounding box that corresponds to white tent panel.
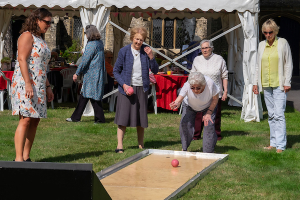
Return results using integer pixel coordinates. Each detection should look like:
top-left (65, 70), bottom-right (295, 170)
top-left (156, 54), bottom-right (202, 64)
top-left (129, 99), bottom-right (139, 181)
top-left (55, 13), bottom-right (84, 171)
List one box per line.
top-left (99, 0), bottom-right (259, 13)
top-left (0, 0), bottom-right (91, 8)
top-left (238, 11), bottom-right (263, 122)
top-left (0, 9), bottom-right (12, 65)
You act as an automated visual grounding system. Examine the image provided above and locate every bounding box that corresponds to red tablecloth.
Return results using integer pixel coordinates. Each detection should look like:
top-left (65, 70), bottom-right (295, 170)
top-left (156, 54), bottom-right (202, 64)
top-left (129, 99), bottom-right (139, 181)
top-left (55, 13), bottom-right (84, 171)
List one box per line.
top-left (0, 71), bottom-right (13, 90)
top-left (154, 74), bottom-right (188, 111)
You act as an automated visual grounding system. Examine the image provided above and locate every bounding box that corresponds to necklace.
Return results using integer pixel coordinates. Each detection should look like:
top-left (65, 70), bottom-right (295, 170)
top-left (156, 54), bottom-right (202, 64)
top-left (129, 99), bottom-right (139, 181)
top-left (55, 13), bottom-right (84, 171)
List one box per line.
top-left (131, 47), bottom-right (140, 57)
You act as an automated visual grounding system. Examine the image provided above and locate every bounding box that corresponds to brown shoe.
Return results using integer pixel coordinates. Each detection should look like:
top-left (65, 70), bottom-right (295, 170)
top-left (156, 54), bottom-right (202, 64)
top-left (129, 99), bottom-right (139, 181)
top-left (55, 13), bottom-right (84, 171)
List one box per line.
top-left (263, 146), bottom-right (275, 150)
top-left (276, 149), bottom-right (283, 153)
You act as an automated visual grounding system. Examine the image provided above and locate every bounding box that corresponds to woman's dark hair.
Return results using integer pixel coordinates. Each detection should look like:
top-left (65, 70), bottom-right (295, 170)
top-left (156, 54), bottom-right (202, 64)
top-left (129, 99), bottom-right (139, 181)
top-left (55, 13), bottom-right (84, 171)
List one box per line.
top-left (20, 8), bottom-right (52, 39)
top-left (85, 25), bottom-right (101, 41)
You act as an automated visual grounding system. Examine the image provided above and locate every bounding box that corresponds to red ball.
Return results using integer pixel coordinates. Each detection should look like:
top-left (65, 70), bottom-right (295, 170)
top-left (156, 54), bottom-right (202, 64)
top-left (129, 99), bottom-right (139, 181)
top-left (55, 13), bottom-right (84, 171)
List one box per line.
top-left (127, 87), bottom-right (134, 95)
top-left (171, 159), bottom-right (179, 167)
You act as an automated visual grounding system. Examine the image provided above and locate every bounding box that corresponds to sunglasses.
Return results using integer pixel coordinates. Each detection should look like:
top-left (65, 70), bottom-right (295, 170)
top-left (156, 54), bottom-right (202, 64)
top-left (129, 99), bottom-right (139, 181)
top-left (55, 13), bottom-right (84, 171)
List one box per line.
top-left (263, 31), bottom-right (273, 35)
top-left (41, 19), bottom-right (52, 25)
top-left (190, 86), bottom-right (202, 90)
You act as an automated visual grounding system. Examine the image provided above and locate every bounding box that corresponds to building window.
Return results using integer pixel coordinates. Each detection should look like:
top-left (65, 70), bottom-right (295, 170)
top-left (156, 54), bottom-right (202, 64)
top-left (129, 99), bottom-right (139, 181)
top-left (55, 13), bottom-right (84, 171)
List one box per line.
top-left (152, 19), bottom-right (162, 48)
top-left (151, 18), bottom-right (195, 49)
top-left (73, 16), bottom-right (83, 46)
top-left (164, 19), bottom-right (174, 48)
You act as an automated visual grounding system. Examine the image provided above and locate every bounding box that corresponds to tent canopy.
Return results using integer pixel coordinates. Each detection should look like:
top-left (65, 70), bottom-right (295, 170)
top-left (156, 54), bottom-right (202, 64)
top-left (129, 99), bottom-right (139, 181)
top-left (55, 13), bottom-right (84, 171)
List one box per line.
top-left (0, 0), bottom-right (259, 13)
top-left (99, 0), bottom-right (259, 13)
top-left (0, 0), bottom-right (262, 122)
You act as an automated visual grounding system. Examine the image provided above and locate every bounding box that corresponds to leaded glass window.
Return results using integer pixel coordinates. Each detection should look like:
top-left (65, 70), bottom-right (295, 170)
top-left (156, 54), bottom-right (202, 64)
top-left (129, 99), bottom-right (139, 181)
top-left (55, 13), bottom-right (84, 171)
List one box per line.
top-left (164, 19), bottom-right (174, 48)
top-left (152, 19), bottom-right (162, 48)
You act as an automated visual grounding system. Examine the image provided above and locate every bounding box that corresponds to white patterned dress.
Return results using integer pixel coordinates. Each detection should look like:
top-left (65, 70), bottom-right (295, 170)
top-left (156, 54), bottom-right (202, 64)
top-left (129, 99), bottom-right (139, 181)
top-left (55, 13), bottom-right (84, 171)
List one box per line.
top-left (11, 33), bottom-right (51, 118)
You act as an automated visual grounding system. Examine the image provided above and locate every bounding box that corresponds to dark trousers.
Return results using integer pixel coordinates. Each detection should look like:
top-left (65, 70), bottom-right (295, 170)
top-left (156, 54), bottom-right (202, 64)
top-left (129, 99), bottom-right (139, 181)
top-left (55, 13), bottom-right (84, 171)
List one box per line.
top-left (71, 94), bottom-right (105, 123)
top-left (193, 98), bottom-right (222, 140)
top-left (103, 75), bottom-right (114, 103)
top-left (180, 103), bottom-right (217, 152)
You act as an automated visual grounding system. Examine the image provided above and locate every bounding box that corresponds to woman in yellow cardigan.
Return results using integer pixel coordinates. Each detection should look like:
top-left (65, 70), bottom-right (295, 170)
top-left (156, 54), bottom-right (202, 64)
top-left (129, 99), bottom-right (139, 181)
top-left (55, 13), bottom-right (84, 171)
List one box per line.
top-left (253, 19), bottom-right (293, 153)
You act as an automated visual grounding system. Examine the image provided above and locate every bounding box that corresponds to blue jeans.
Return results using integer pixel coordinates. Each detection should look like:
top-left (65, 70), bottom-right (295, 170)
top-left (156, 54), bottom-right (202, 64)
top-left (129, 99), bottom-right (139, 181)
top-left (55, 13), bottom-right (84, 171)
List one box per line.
top-left (263, 87), bottom-right (287, 150)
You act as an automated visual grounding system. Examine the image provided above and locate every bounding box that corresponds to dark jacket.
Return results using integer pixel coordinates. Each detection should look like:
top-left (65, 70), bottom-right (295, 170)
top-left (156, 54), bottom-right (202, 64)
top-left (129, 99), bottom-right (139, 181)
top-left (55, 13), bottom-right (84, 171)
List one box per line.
top-left (113, 44), bottom-right (159, 95)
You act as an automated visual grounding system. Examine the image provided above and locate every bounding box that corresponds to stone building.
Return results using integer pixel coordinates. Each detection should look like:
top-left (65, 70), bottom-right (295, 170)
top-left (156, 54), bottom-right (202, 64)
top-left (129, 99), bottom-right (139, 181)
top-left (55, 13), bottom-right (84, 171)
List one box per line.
top-left (104, 16), bottom-right (227, 59)
top-left (3, 14), bottom-right (227, 63)
top-left (260, 0), bottom-right (300, 76)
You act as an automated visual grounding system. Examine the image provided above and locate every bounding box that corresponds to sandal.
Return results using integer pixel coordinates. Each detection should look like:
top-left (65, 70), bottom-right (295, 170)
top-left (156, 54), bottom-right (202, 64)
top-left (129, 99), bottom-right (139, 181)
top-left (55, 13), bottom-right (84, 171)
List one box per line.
top-left (115, 149), bottom-right (124, 153)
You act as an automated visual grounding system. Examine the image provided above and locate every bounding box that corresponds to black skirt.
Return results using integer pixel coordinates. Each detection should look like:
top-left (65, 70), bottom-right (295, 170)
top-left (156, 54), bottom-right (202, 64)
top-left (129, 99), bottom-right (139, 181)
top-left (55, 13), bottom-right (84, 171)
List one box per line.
top-left (114, 86), bottom-right (148, 128)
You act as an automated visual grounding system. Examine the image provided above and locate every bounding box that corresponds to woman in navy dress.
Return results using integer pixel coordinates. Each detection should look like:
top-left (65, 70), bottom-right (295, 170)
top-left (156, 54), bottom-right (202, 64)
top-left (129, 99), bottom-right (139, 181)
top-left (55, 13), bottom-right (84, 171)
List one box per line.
top-left (113, 27), bottom-right (159, 153)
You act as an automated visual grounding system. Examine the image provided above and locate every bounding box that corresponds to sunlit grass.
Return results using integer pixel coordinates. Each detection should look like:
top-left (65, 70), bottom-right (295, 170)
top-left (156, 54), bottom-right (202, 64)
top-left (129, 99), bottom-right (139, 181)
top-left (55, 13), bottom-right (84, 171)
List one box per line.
top-left (1, 100), bottom-right (299, 199)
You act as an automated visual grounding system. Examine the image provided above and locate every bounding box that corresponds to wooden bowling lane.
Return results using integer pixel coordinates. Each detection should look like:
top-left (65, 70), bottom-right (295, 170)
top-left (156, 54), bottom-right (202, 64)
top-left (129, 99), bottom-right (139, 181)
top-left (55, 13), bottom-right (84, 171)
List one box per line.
top-left (101, 154), bottom-right (218, 200)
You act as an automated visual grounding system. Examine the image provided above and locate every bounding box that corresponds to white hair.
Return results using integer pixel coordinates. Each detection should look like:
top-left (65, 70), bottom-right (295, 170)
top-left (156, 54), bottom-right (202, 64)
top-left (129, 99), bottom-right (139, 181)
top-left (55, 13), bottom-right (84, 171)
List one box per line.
top-left (188, 72), bottom-right (206, 86)
top-left (200, 40), bottom-right (214, 51)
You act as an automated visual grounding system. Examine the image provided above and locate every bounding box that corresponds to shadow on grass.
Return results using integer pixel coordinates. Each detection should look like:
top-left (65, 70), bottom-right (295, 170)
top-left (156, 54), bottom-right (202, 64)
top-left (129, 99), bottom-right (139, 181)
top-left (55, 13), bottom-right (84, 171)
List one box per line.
top-left (36, 150), bottom-right (113, 162)
top-left (287, 135), bottom-right (300, 149)
top-left (127, 140), bottom-right (182, 149)
top-left (191, 145), bottom-right (239, 154)
top-left (81, 117), bottom-right (115, 123)
top-left (222, 131), bottom-right (250, 137)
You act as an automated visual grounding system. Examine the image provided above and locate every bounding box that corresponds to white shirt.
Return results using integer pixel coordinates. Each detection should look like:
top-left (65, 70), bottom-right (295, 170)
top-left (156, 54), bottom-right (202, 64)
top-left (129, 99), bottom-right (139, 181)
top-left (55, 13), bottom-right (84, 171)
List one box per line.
top-left (180, 76), bottom-right (219, 111)
top-left (131, 47), bottom-right (143, 86)
top-left (191, 53), bottom-right (228, 98)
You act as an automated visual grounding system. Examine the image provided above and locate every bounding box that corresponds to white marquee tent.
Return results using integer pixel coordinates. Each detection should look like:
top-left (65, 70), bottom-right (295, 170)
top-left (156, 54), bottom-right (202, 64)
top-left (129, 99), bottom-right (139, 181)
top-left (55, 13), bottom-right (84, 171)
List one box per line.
top-left (0, 0), bottom-right (263, 122)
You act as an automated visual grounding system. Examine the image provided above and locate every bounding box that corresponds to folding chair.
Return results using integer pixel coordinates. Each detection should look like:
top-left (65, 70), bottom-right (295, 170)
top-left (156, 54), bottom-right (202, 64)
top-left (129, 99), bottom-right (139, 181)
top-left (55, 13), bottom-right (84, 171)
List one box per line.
top-left (0, 70), bottom-right (11, 111)
top-left (60, 68), bottom-right (77, 102)
top-left (148, 84), bottom-right (157, 115)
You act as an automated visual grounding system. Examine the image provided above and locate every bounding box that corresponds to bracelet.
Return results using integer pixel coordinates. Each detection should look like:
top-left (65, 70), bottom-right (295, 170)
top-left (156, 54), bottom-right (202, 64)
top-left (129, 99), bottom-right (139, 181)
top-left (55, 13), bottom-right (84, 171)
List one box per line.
top-left (208, 109), bottom-right (213, 112)
top-left (46, 85), bottom-right (51, 88)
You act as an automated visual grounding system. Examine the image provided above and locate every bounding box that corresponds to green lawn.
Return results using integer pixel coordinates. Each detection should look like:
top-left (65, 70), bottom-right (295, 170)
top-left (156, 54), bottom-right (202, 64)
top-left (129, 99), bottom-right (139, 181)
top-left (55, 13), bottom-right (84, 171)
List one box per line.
top-left (0, 101), bottom-right (300, 199)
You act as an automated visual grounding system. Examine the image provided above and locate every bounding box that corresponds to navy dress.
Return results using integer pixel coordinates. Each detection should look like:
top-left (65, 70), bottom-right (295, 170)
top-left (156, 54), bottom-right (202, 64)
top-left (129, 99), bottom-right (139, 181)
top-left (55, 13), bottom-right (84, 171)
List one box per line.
top-left (113, 44), bottom-right (159, 128)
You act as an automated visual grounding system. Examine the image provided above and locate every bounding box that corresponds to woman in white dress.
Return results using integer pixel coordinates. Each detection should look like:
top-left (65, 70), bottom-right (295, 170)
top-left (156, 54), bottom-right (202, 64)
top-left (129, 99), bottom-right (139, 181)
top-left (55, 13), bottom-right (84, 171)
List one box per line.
top-left (11, 8), bottom-right (54, 162)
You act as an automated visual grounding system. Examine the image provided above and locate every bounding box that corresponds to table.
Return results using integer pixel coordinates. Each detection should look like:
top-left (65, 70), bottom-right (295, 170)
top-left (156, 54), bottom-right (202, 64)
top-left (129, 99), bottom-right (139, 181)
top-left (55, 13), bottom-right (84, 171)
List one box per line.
top-left (154, 74), bottom-right (188, 111)
top-left (0, 71), bottom-right (13, 90)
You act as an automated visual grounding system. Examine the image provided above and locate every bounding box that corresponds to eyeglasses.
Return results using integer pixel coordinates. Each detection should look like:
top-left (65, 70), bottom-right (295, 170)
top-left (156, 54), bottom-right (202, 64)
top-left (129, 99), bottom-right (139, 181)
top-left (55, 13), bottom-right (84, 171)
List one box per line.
top-left (190, 86), bottom-right (202, 90)
top-left (263, 31), bottom-right (273, 35)
top-left (41, 19), bottom-right (52, 25)
top-left (201, 47), bottom-right (211, 50)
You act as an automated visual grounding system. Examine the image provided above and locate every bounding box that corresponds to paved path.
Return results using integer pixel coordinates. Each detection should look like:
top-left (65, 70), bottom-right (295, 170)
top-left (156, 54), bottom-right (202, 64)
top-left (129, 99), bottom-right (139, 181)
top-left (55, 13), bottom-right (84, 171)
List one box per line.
top-left (286, 76), bottom-right (300, 112)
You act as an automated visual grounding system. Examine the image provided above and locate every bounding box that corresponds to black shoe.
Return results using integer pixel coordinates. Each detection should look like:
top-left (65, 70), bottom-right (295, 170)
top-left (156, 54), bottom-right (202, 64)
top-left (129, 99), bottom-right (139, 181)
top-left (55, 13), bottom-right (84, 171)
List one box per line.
top-left (115, 149), bottom-right (124, 153)
top-left (24, 158), bottom-right (32, 162)
top-left (66, 118), bottom-right (80, 122)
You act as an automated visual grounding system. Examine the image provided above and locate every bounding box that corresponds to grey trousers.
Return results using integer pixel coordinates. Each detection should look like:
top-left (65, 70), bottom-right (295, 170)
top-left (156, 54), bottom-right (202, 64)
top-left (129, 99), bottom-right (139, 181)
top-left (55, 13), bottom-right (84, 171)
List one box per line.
top-left (179, 102), bottom-right (217, 153)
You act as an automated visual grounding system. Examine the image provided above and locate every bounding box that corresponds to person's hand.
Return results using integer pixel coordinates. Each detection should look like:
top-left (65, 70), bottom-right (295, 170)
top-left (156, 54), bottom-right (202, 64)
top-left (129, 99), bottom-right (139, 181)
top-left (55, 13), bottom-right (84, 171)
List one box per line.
top-left (221, 92), bottom-right (227, 101)
top-left (73, 74), bottom-right (78, 82)
top-left (169, 101), bottom-right (180, 110)
top-left (123, 84), bottom-right (132, 96)
top-left (252, 85), bottom-right (259, 94)
top-left (25, 83), bottom-right (34, 99)
top-left (202, 113), bottom-right (214, 126)
top-left (284, 86), bottom-right (291, 93)
top-left (144, 46), bottom-right (154, 60)
top-left (46, 87), bottom-right (54, 102)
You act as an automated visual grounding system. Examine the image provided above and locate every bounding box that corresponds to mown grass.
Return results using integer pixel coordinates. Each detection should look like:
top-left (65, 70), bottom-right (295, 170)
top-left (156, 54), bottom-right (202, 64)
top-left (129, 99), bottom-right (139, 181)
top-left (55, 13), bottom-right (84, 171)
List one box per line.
top-left (0, 100), bottom-right (299, 199)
